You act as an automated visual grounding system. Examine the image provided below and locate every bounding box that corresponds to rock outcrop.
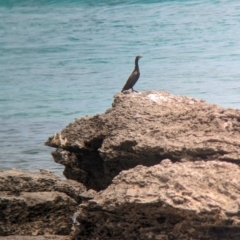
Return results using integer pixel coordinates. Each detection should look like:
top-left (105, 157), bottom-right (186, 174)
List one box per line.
top-left (72, 160), bottom-right (240, 240)
top-left (0, 169), bottom-right (87, 236)
top-left (45, 91), bottom-right (240, 191)
top-left (5, 90), bottom-right (240, 239)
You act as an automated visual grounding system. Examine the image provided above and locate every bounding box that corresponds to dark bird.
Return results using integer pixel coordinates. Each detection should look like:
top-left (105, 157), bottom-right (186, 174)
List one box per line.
top-left (121, 55), bottom-right (142, 92)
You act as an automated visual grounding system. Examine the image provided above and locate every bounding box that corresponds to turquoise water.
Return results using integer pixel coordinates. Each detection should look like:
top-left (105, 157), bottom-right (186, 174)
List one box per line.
top-left (0, 0), bottom-right (240, 176)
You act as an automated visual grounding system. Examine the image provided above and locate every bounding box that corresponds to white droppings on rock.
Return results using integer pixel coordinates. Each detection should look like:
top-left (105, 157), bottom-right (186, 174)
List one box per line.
top-left (147, 94), bottom-right (169, 103)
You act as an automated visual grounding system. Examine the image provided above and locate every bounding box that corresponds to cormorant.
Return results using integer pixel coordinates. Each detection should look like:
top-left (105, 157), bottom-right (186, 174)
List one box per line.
top-left (121, 55), bottom-right (142, 92)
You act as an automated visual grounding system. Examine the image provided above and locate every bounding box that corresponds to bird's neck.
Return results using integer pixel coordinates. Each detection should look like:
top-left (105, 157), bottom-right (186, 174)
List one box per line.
top-left (134, 61), bottom-right (139, 70)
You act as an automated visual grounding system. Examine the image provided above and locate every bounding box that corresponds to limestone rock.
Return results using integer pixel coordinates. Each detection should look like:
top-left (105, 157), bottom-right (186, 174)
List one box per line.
top-left (45, 91), bottom-right (240, 190)
top-left (0, 237), bottom-right (68, 240)
top-left (0, 169), bottom-right (86, 236)
top-left (72, 160), bottom-right (240, 240)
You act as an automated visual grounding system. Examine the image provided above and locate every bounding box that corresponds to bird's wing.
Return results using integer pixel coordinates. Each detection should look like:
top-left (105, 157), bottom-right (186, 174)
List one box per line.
top-left (129, 71), bottom-right (140, 84)
top-left (131, 71), bottom-right (138, 77)
top-left (122, 70), bottom-right (140, 91)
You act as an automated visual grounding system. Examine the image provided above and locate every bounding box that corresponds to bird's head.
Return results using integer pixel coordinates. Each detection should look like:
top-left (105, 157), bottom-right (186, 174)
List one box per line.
top-left (135, 55), bottom-right (142, 64)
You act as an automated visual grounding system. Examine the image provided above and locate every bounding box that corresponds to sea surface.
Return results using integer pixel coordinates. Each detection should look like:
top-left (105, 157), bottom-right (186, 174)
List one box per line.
top-left (0, 0), bottom-right (240, 177)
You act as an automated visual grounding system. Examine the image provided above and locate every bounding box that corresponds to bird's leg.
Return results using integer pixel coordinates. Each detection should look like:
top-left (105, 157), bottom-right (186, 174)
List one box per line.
top-left (132, 88), bottom-right (138, 93)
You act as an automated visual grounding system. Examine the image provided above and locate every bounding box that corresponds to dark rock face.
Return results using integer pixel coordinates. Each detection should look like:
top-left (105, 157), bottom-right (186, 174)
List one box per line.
top-left (0, 169), bottom-right (86, 236)
top-left (72, 160), bottom-right (240, 240)
top-left (45, 91), bottom-right (240, 191)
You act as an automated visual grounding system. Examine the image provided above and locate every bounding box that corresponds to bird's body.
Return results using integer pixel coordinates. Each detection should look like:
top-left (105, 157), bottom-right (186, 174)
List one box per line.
top-left (121, 55), bottom-right (142, 92)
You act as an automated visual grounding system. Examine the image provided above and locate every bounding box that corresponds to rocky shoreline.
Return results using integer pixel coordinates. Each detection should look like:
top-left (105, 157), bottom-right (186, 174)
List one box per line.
top-left (1, 91), bottom-right (240, 239)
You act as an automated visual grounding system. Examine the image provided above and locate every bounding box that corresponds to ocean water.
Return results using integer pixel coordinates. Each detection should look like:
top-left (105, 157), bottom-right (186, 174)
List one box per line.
top-left (0, 0), bottom-right (240, 177)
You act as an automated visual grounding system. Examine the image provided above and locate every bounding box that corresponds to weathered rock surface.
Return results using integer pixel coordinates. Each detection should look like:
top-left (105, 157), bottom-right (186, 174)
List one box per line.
top-left (45, 91), bottom-right (240, 190)
top-left (5, 91), bottom-right (239, 239)
top-left (0, 236), bottom-right (68, 240)
top-left (0, 169), bottom-right (87, 236)
top-left (72, 160), bottom-right (240, 240)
